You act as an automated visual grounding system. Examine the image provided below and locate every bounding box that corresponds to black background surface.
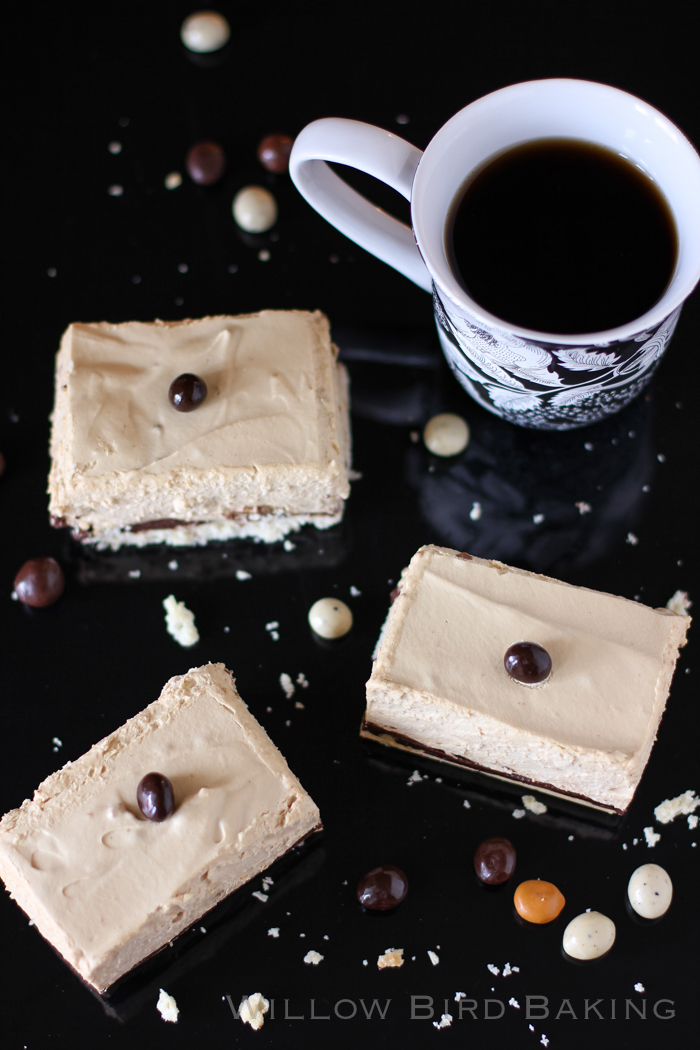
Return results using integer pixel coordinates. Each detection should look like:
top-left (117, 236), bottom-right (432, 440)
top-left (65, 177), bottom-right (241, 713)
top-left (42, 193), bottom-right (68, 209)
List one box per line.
top-left (2, 1), bottom-right (699, 1047)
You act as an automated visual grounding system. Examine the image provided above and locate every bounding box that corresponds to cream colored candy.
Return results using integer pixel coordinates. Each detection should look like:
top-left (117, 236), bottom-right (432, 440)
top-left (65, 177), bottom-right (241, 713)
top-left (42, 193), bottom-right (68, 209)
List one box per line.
top-left (423, 413), bottom-right (470, 456)
top-left (180, 11), bottom-right (230, 52)
top-left (308, 597), bottom-right (353, 639)
top-left (233, 186), bottom-right (278, 233)
top-left (562, 911), bottom-right (616, 960)
top-left (628, 863), bottom-right (673, 919)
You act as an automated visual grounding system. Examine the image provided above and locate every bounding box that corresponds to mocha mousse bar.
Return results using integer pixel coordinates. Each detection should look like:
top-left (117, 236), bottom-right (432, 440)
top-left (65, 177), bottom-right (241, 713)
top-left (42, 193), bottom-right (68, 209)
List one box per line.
top-left (48, 311), bottom-right (351, 549)
top-left (363, 545), bottom-right (691, 813)
top-left (0, 664), bottom-right (320, 992)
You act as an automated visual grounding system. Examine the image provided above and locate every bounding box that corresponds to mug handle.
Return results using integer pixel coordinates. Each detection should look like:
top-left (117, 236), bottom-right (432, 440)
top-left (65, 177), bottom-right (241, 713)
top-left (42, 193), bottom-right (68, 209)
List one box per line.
top-left (289, 118), bottom-right (431, 292)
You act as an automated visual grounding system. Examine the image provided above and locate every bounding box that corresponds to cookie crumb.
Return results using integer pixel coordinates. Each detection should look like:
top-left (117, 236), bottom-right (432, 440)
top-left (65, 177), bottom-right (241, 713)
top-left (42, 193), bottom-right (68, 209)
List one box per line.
top-left (157, 988), bottom-right (179, 1023)
top-left (377, 947), bottom-right (404, 969)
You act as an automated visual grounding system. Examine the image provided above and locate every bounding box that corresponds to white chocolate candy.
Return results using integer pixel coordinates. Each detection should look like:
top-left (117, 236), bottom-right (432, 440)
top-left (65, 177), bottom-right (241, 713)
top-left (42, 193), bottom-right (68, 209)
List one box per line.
top-left (423, 413), bottom-right (470, 457)
top-left (233, 186), bottom-right (278, 233)
top-left (308, 598), bottom-right (353, 639)
top-left (181, 11), bottom-right (231, 52)
top-left (562, 911), bottom-right (616, 960)
top-left (628, 863), bottom-right (673, 919)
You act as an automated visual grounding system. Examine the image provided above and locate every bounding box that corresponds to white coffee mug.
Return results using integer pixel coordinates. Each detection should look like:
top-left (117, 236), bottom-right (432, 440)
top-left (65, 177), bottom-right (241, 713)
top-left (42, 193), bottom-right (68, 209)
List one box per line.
top-left (290, 79), bottom-right (700, 429)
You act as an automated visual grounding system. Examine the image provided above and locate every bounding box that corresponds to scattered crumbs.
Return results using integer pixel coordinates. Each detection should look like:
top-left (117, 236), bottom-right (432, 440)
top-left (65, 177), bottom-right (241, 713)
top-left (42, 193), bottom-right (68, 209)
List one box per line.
top-left (265, 620), bottom-right (280, 641)
top-left (323, 935), bottom-right (329, 940)
top-left (407, 770), bottom-right (424, 786)
top-left (296, 673), bottom-right (309, 688)
top-left (200, 927), bottom-right (206, 934)
top-left (294, 701), bottom-right (305, 709)
top-left (165, 171), bottom-right (182, 190)
top-left (262, 876), bottom-right (273, 889)
top-left (541, 1037), bottom-right (549, 1048)
top-left (239, 992), bottom-right (269, 1030)
top-left (348, 468), bottom-right (364, 481)
top-left (529, 1025), bottom-right (535, 1032)
top-left (258, 249), bottom-right (271, 262)
top-left (108, 141), bottom-right (122, 154)
top-left (667, 591), bottom-right (692, 616)
top-left (657, 453), bottom-right (666, 463)
top-left (575, 501), bottom-right (592, 515)
top-left (377, 947), bottom-right (404, 969)
top-left (410, 430), bottom-right (420, 443)
top-left (28, 919), bottom-right (34, 926)
top-left (487, 964), bottom-right (501, 976)
top-left (236, 569), bottom-right (252, 580)
top-left (622, 843), bottom-right (628, 850)
top-left (428, 950), bottom-right (440, 966)
top-left (654, 790), bottom-right (699, 824)
top-left (224, 626), bottom-right (231, 633)
top-left (509, 998), bottom-right (521, 1009)
top-left (533, 513), bottom-right (545, 524)
top-left (304, 950), bottom-right (324, 965)
top-left (285, 719), bottom-right (291, 727)
top-left (108, 184), bottom-right (123, 196)
top-left (251, 890), bottom-right (268, 903)
top-left (470, 501), bottom-right (482, 521)
top-left (689, 814), bottom-right (698, 829)
top-left (522, 795), bottom-right (547, 815)
top-left (433, 1013), bottom-right (453, 1029)
top-left (157, 988), bottom-right (179, 1023)
top-left (300, 932), bottom-right (306, 938)
top-left (283, 539), bottom-right (296, 551)
top-left (634, 983), bottom-right (645, 993)
top-left (163, 595), bottom-right (199, 647)
top-left (626, 532), bottom-right (639, 545)
top-left (455, 992), bottom-right (466, 1002)
top-left (633, 838), bottom-right (638, 845)
top-left (47, 267), bottom-right (57, 277)
top-left (128, 569), bottom-right (141, 578)
top-left (363, 959), bottom-right (368, 966)
top-left (584, 442), bottom-right (594, 451)
top-left (395, 114), bottom-right (410, 124)
top-left (52, 737), bottom-right (63, 753)
top-left (512, 808), bottom-right (526, 820)
top-left (503, 962), bottom-right (518, 977)
top-left (350, 585), bottom-right (362, 597)
top-left (168, 559), bottom-right (178, 570)
top-left (435, 777), bottom-right (442, 783)
top-left (463, 799), bottom-right (471, 809)
top-left (279, 673), bottom-right (295, 699)
top-left (643, 826), bottom-right (661, 848)
top-left (568, 835), bottom-right (574, 841)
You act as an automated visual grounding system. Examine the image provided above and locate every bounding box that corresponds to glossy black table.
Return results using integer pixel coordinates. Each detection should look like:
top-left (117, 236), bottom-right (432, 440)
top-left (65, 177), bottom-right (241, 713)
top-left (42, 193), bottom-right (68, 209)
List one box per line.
top-left (2, 2), bottom-right (699, 1047)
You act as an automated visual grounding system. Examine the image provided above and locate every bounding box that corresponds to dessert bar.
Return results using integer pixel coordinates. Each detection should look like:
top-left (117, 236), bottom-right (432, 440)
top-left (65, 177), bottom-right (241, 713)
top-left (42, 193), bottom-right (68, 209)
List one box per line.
top-left (363, 545), bottom-right (691, 813)
top-left (48, 310), bottom-right (350, 549)
top-left (0, 664), bottom-right (321, 992)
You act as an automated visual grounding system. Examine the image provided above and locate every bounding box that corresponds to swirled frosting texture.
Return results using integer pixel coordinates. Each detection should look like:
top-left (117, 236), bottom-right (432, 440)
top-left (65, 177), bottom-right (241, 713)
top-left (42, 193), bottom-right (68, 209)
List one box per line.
top-left (365, 546), bottom-right (690, 811)
top-left (0, 664), bottom-right (320, 991)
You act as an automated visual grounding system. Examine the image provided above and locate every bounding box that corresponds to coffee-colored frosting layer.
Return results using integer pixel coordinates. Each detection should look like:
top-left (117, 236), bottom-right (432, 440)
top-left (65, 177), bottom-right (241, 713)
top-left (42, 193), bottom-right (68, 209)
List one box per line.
top-left (366, 546), bottom-right (690, 810)
top-left (48, 311), bottom-right (350, 536)
top-left (0, 664), bottom-right (320, 990)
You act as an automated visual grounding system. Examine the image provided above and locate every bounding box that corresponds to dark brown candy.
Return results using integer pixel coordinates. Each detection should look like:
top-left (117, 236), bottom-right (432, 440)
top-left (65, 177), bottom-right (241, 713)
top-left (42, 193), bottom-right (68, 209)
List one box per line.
top-left (357, 864), bottom-right (408, 910)
top-left (186, 141), bottom-right (227, 186)
top-left (474, 837), bottom-right (516, 885)
top-left (169, 373), bottom-right (207, 412)
top-left (14, 557), bottom-right (65, 607)
top-left (504, 641), bottom-right (552, 685)
top-left (257, 133), bottom-right (294, 174)
top-left (137, 772), bottom-right (175, 822)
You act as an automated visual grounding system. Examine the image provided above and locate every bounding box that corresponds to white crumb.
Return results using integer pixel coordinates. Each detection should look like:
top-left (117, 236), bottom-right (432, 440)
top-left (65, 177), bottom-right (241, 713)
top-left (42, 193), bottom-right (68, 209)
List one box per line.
top-left (348, 468), bottom-right (363, 480)
top-left (454, 992), bottom-right (466, 1002)
top-left (529, 1024), bottom-right (535, 1032)
top-left (265, 621), bottom-right (280, 641)
top-left (503, 963), bottom-right (514, 976)
top-left (363, 959), bottom-right (368, 966)
top-left (157, 988), bottom-right (179, 1023)
top-left (433, 1013), bottom-right (452, 1029)
top-left (162, 595), bottom-right (199, 647)
top-left (349, 585), bottom-right (362, 597)
top-left (200, 927), bottom-right (206, 933)
top-left (533, 513), bottom-right (545, 524)
top-left (128, 569), bottom-right (141, 578)
top-left (626, 532), bottom-right (639, 545)
top-left (296, 673), bottom-right (309, 687)
top-left (575, 501), bottom-right (592, 514)
top-left (168, 559), bottom-right (178, 570)
top-left (622, 843), bottom-right (628, 850)
top-left (469, 501), bottom-right (482, 521)
top-left (487, 964), bottom-right (500, 976)
top-left (522, 795), bottom-right (547, 815)
top-left (304, 950), bottom-right (324, 965)
top-left (644, 827), bottom-right (661, 848)
top-left (689, 814), bottom-right (698, 829)
top-left (262, 876), bottom-right (273, 888)
top-left (300, 932), bottom-right (305, 937)
top-left (164, 171), bottom-right (182, 190)
top-left (541, 1037), bottom-right (549, 1047)
top-left (654, 790), bottom-right (699, 823)
top-left (407, 770), bottom-right (424, 786)
top-left (252, 891), bottom-right (268, 902)
top-left (279, 673), bottom-right (295, 698)
top-left (568, 835), bottom-right (574, 841)
top-left (283, 539), bottom-right (296, 551)
top-left (377, 947), bottom-right (404, 969)
top-left (239, 992), bottom-right (269, 1030)
top-left (509, 998), bottom-right (521, 1009)
top-left (294, 701), bottom-right (305, 709)
top-left (463, 799), bottom-right (471, 809)
top-left (28, 919), bottom-right (34, 926)
top-left (236, 570), bottom-right (252, 580)
top-left (634, 983), bottom-right (645, 993)
top-left (52, 737), bottom-right (63, 752)
top-left (323, 935), bottom-right (329, 940)
top-left (666, 590), bottom-right (691, 615)
top-left (512, 808), bottom-right (526, 820)
top-left (633, 838), bottom-right (638, 845)
top-left (428, 950), bottom-right (439, 966)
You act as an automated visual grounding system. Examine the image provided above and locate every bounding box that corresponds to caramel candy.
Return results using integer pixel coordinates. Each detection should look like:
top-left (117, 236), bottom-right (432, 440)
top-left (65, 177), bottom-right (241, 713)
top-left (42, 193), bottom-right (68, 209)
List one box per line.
top-left (513, 879), bottom-right (565, 923)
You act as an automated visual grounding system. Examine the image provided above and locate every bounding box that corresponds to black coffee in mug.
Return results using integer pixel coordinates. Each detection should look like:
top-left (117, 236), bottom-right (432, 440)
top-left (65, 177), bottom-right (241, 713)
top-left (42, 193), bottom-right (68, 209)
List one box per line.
top-left (447, 138), bottom-right (678, 334)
